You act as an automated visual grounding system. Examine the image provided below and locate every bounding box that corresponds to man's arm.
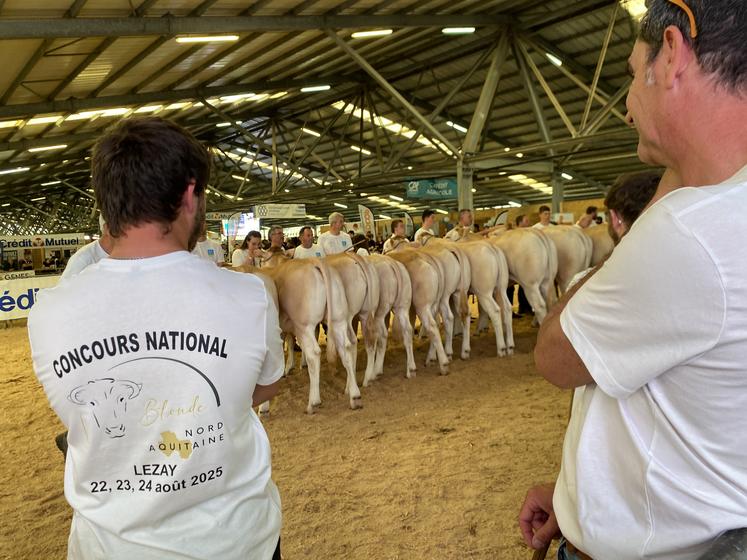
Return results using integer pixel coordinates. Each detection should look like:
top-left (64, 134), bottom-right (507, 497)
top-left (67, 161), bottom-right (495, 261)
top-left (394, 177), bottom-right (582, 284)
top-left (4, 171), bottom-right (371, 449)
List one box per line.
top-left (534, 266), bottom-right (600, 389)
top-left (252, 380), bottom-right (280, 407)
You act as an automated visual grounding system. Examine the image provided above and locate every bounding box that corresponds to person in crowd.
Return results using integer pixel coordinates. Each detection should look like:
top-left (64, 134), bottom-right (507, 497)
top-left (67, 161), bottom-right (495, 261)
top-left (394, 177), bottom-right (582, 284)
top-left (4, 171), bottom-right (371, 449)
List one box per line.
top-left (532, 205), bottom-right (552, 229)
top-left (293, 226), bottom-right (325, 259)
top-left (192, 222), bottom-right (226, 266)
top-left (28, 116), bottom-right (284, 560)
top-left (520, 2), bottom-right (747, 558)
top-left (318, 212), bottom-right (353, 255)
top-left (515, 214), bottom-right (531, 228)
top-left (352, 234), bottom-right (370, 256)
top-left (267, 226), bottom-right (286, 255)
top-left (62, 214), bottom-right (113, 279)
top-left (574, 206), bottom-right (598, 228)
top-left (232, 231), bottom-right (261, 267)
top-left (383, 219), bottom-right (409, 253)
top-left (414, 209), bottom-right (437, 244)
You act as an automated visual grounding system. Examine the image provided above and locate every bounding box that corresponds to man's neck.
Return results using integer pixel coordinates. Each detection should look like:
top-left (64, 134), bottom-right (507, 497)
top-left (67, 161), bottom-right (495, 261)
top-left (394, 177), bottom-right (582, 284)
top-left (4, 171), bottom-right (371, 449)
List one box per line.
top-left (109, 223), bottom-right (187, 259)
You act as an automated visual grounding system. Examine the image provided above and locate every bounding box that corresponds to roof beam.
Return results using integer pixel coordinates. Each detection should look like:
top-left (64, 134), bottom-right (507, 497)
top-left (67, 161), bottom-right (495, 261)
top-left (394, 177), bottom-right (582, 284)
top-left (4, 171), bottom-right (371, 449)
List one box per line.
top-left (0, 77), bottom-right (352, 119)
top-left (0, 15), bottom-right (509, 39)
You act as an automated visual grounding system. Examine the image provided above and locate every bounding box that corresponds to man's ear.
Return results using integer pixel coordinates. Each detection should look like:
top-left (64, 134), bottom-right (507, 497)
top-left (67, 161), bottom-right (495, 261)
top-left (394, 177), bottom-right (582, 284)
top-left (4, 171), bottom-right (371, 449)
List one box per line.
top-left (660, 25), bottom-right (693, 89)
top-left (182, 179), bottom-right (198, 212)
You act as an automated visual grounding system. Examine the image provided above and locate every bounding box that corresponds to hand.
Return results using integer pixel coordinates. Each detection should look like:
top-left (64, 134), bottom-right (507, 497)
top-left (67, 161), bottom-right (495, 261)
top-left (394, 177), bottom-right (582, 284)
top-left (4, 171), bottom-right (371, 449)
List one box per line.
top-left (519, 483), bottom-right (560, 550)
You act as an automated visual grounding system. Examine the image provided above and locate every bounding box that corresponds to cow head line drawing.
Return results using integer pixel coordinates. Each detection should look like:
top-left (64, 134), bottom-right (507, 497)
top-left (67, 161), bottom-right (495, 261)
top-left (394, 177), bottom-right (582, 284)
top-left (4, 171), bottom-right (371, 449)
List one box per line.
top-left (68, 378), bottom-right (142, 438)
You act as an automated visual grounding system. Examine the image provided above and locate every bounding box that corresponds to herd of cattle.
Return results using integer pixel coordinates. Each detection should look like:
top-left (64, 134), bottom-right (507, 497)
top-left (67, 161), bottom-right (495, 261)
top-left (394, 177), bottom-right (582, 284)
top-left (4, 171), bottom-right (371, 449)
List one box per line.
top-left (239, 224), bottom-right (614, 414)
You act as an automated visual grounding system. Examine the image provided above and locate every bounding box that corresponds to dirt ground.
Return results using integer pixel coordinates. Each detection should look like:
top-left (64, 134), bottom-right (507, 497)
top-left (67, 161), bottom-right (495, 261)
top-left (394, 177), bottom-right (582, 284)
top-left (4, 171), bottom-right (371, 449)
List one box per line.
top-left (0, 316), bottom-right (567, 560)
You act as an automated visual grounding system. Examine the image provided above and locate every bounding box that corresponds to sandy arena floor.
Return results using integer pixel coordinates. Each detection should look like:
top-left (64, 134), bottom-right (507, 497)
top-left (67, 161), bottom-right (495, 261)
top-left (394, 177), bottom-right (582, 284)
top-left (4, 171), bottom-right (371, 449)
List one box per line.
top-left (0, 316), bottom-right (567, 560)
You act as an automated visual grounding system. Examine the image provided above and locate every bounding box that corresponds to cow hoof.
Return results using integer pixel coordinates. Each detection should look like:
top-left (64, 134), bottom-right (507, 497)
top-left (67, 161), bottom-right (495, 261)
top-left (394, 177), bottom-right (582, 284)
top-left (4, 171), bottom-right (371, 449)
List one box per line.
top-left (258, 409), bottom-right (270, 418)
top-left (350, 397), bottom-right (363, 410)
top-left (461, 350), bottom-right (470, 360)
top-left (306, 405), bottom-right (316, 415)
top-left (498, 349), bottom-right (507, 357)
top-left (506, 347), bottom-right (515, 356)
top-left (439, 365), bottom-right (449, 375)
top-left (407, 368), bottom-right (417, 379)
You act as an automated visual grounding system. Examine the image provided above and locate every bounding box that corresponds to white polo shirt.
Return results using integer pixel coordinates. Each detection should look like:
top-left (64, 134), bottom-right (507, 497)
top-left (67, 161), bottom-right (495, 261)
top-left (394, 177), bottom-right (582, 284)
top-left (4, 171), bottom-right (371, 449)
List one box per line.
top-left (413, 227), bottom-right (435, 244)
top-left (293, 244), bottom-right (325, 259)
top-left (317, 231), bottom-right (352, 255)
top-left (62, 240), bottom-right (108, 279)
top-left (192, 239), bottom-right (224, 265)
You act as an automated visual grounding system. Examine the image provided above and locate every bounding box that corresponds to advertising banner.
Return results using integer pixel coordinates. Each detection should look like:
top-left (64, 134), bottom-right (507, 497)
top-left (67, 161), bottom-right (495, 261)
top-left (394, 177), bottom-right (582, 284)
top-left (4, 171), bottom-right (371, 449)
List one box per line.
top-left (404, 213), bottom-right (415, 237)
top-left (358, 205), bottom-right (376, 241)
top-left (254, 204), bottom-right (306, 219)
top-left (0, 233), bottom-right (86, 251)
top-left (405, 178), bottom-right (457, 200)
top-left (0, 275), bottom-right (60, 320)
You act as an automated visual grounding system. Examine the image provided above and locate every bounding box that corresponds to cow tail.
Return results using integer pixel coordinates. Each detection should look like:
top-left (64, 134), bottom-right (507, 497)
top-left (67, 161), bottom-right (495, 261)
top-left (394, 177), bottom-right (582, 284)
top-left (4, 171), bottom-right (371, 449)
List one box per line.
top-left (313, 258), bottom-right (337, 365)
top-left (538, 231), bottom-right (558, 306)
top-left (450, 247), bottom-right (471, 324)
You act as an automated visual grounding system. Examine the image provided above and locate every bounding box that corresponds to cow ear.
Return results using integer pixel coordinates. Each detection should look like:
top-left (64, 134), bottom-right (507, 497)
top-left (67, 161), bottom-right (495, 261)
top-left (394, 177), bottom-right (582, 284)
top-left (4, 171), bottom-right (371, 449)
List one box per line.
top-left (124, 380), bottom-right (142, 399)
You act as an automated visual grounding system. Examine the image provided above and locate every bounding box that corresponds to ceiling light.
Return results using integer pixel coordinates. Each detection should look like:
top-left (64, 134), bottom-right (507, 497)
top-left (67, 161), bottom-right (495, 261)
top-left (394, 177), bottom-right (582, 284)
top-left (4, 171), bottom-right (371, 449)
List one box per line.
top-left (28, 144), bottom-right (68, 153)
top-left (471, 188), bottom-right (476, 193)
top-left (175, 35), bottom-right (239, 43)
top-left (302, 127), bottom-right (321, 137)
top-left (0, 167), bottom-right (30, 175)
top-left (0, 120), bottom-right (21, 129)
top-left (27, 115), bottom-right (63, 125)
top-left (446, 120), bottom-right (468, 133)
top-left (503, 147), bottom-right (511, 152)
top-left (135, 105), bottom-right (163, 113)
top-left (378, 214), bottom-right (391, 220)
top-left (546, 53), bottom-right (563, 67)
top-left (499, 171), bottom-right (507, 176)
top-left (351, 29), bottom-right (393, 38)
top-left (516, 152), bottom-right (524, 158)
top-left (334, 202), bottom-right (348, 209)
top-left (389, 195), bottom-right (403, 201)
top-left (283, 188), bottom-right (290, 192)
top-left (165, 102), bottom-right (192, 110)
top-left (270, 91), bottom-right (288, 99)
top-left (220, 93), bottom-right (255, 102)
top-left (561, 172), bottom-right (574, 180)
top-left (301, 85), bottom-right (331, 93)
top-left (1, 203), bottom-right (9, 207)
top-left (621, 0), bottom-right (647, 20)
top-left (350, 145), bottom-right (371, 155)
top-left (509, 201), bottom-right (522, 207)
top-left (407, 166), bottom-right (413, 170)
top-left (442, 27), bottom-right (476, 35)
top-left (41, 180), bottom-right (61, 186)
top-left (435, 209), bottom-right (449, 215)
top-left (100, 107), bottom-right (130, 117)
top-left (31, 196), bottom-right (46, 201)
top-left (231, 175), bottom-right (246, 181)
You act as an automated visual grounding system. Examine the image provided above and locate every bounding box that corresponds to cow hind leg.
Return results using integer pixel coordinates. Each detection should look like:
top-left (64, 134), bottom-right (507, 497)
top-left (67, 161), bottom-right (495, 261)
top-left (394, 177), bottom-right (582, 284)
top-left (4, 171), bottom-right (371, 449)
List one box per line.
top-left (482, 292), bottom-right (508, 357)
top-left (439, 296), bottom-right (455, 361)
top-left (283, 333), bottom-right (296, 376)
top-left (297, 328), bottom-right (322, 414)
top-left (524, 283), bottom-right (548, 325)
top-left (395, 307), bottom-right (416, 378)
top-left (498, 289), bottom-right (515, 354)
top-left (419, 306), bottom-right (449, 375)
top-left (257, 400), bottom-right (270, 417)
top-left (360, 314), bottom-right (378, 388)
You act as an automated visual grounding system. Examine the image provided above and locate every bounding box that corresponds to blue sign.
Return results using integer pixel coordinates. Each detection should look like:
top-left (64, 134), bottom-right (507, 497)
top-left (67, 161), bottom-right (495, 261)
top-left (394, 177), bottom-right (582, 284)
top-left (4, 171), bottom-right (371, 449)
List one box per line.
top-left (405, 178), bottom-right (457, 200)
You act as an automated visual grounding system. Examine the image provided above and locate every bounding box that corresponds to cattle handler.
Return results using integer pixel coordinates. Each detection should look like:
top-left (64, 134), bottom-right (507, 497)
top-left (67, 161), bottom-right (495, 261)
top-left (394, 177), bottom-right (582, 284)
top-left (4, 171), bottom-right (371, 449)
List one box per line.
top-left (28, 117), bottom-right (284, 560)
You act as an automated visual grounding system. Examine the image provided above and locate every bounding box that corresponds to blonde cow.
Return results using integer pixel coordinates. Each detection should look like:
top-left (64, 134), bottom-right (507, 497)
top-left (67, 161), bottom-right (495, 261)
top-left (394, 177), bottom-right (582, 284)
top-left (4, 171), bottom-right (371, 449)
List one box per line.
top-left (488, 228), bottom-right (558, 324)
top-left (387, 249), bottom-right (450, 375)
top-left (364, 254), bottom-right (416, 385)
top-left (584, 224), bottom-right (614, 266)
top-left (541, 225), bottom-right (593, 293)
top-left (238, 258), bottom-right (358, 414)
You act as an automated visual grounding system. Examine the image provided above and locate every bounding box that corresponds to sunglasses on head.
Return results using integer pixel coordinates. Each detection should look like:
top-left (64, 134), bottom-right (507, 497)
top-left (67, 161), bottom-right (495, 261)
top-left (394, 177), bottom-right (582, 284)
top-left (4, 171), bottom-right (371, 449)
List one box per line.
top-left (666, 0), bottom-right (698, 38)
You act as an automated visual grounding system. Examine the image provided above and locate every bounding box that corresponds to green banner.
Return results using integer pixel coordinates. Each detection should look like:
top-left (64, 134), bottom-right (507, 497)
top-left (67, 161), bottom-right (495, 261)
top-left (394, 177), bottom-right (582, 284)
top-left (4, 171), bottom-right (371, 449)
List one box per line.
top-left (405, 178), bottom-right (457, 200)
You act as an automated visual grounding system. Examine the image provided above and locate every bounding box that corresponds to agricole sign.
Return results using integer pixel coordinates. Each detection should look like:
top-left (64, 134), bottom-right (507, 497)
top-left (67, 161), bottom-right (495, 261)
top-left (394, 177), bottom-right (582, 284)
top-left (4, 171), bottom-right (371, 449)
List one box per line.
top-left (0, 234), bottom-right (86, 250)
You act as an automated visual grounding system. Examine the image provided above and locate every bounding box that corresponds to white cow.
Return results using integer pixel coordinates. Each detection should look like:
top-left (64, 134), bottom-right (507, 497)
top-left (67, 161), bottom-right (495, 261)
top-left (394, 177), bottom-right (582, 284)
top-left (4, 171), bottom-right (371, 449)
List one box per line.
top-left (488, 228), bottom-right (558, 324)
top-left (585, 224), bottom-right (614, 266)
top-left (239, 258), bottom-right (359, 414)
top-left (387, 249), bottom-right (450, 374)
top-left (364, 254), bottom-right (416, 385)
top-left (68, 378), bottom-right (142, 438)
top-left (541, 226), bottom-right (592, 293)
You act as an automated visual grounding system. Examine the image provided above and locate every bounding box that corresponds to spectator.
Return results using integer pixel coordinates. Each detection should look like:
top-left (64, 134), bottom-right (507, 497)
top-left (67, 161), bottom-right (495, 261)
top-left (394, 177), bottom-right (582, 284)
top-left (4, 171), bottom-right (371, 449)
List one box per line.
top-left (383, 219), bottom-right (409, 253)
top-left (318, 212), bottom-right (353, 254)
top-left (574, 206), bottom-right (598, 228)
top-left (532, 205), bottom-right (552, 229)
top-left (192, 222), bottom-right (226, 266)
top-left (414, 209), bottom-right (437, 244)
top-left (62, 214), bottom-right (113, 279)
top-left (293, 226), bottom-right (326, 259)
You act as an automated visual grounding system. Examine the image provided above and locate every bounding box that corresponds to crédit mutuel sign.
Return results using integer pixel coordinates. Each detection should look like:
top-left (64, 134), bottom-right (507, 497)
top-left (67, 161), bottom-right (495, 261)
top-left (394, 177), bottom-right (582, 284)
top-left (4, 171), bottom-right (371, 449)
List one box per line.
top-left (0, 234), bottom-right (86, 250)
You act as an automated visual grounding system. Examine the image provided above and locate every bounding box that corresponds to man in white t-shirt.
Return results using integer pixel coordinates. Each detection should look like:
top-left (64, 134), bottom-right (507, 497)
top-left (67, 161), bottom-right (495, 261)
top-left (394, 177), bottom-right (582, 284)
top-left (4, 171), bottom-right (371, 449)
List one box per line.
top-left (413, 209), bottom-right (437, 244)
top-left (28, 117), bottom-right (283, 560)
top-left (293, 226), bottom-right (325, 259)
top-left (520, 4), bottom-right (747, 559)
top-left (382, 219), bottom-right (410, 254)
top-left (62, 215), bottom-right (113, 279)
top-left (317, 211), bottom-right (353, 255)
top-left (192, 223), bottom-right (225, 266)
top-left (574, 206), bottom-right (597, 229)
top-left (532, 205), bottom-right (552, 229)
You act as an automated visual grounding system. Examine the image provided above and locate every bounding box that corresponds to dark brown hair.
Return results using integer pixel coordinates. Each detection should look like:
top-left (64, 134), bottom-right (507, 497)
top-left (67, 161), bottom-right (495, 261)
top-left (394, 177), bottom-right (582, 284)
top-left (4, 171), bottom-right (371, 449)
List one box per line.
top-left (604, 171), bottom-right (662, 226)
top-left (92, 117), bottom-right (211, 237)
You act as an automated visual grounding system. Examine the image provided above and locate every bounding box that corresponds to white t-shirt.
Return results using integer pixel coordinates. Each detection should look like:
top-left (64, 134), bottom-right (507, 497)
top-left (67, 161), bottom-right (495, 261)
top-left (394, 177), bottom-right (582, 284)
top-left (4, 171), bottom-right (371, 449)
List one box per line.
top-left (382, 236), bottom-right (407, 254)
top-left (293, 244), bottom-right (325, 259)
top-left (555, 165), bottom-right (747, 560)
top-left (413, 227), bottom-right (435, 244)
top-left (62, 240), bottom-right (108, 278)
top-left (28, 251), bottom-right (283, 560)
top-left (317, 231), bottom-right (352, 255)
top-left (532, 222), bottom-right (550, 230)
top-left (231, 248), bottom-right (249, 267)
top-left (444, 225), bottom-right (471, 241)
top-left (192, 239), bottom-right (224, 265)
